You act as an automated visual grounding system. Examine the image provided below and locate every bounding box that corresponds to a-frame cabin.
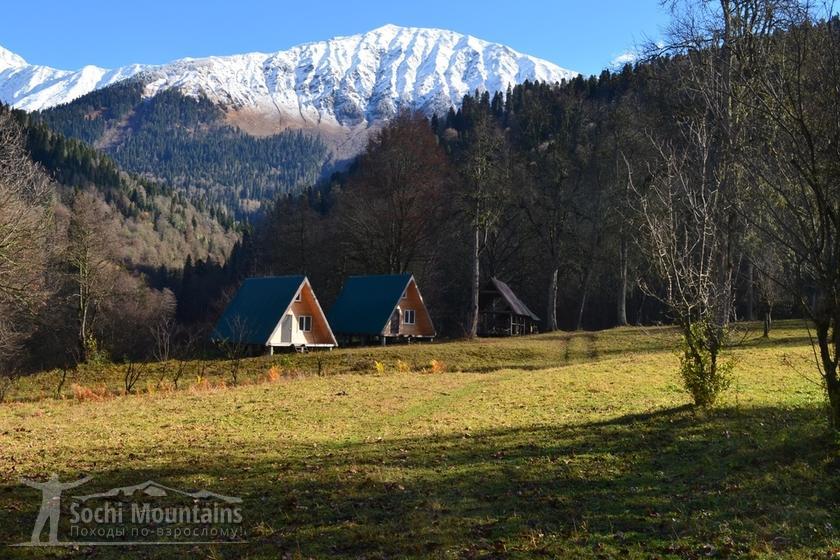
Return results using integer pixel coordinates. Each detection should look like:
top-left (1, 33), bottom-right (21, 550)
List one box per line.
top-left (327, 274), bottom-right (435, 345)
top-left (212, 276), bottom-right (337, 353)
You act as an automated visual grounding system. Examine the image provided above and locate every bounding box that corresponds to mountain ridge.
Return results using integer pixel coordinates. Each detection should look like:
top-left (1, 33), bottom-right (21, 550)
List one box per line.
top-left (5, 26), bottom-right (580, 215)
top-left (0, 25), bottom-right (579, 126)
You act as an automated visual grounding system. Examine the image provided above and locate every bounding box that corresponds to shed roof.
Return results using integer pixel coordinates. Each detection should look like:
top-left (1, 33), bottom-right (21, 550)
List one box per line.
top-left (212, 276), bottom-right (305, 344)
top-left (486, 277), bottom-right (540, 322)
top-left (327, 274), bottom-right (414, 335)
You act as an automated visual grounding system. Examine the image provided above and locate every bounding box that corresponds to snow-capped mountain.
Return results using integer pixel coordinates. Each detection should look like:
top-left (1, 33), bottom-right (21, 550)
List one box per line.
top-left (0, 45), bottom-right (146, 112)
top-left (0, 25), bottom-right (578, 127)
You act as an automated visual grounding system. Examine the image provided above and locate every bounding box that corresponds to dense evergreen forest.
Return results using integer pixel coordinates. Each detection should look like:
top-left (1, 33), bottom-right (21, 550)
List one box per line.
top-left (37, 80), bottom-right (329, 217)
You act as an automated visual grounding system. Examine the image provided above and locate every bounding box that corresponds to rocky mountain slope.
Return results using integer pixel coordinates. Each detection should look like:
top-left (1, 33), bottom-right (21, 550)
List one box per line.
top-left (1, 25), bottom-right (577, 126)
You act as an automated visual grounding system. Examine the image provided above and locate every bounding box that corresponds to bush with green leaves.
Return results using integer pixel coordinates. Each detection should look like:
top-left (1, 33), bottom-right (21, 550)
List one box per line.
top-left (84, 334), bottom-right (111, 367)
top-left (678, 321), bottom-right (734, 408)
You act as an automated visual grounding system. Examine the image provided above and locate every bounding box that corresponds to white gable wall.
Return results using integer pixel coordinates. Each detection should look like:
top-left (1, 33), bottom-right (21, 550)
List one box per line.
top-left (265, 281), bottom-right (336, 347)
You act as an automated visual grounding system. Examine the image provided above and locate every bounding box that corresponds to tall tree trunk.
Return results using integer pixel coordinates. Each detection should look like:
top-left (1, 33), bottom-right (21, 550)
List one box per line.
top-left (575, 267), bottom-right (593, 331)
top-left (745, 260), bottom-right (755, 321)
top-left (546, 267), bottom-right (559, 332)
top-left (763, 308), bottom-right (771, 338)
top-left (617, 236), bottom-right (628, 326)
top-left (467, 227), bottom-right (481, 338)
top-left (816, 322), bottom-right (840, 430)
top-left (77, 269), bottom-right (89, 362)
top-left (828, 378), bottom-right (840, 432)
top-left (78, 305), bottom-right (87, 362)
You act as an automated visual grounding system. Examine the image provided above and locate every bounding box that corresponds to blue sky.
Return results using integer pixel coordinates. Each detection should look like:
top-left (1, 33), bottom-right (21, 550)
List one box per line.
top-left (2, 0), bottom-right (670, 76)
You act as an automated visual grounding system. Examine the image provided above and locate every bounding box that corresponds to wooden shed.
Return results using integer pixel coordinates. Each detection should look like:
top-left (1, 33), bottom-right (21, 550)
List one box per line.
top-left (212, 276), bottom-right (337, 352)
top-left (327, 274), bottom-right (436, 345)
top-left (478, 277), bottom-right (540, 336)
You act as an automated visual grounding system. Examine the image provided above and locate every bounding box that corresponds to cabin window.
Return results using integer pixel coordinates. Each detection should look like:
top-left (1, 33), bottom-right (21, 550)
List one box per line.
top-left (404, 309), bottom-right (416, 325)
top-left (298, 315), bottom-right (312, 332)
top-left (294, 291), bottom-right (302, 302)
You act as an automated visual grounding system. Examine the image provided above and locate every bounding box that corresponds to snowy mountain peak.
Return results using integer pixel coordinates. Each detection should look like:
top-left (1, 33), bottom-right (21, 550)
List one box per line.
top-left (0, 27), bottom-right (579, 127)
top-left (0, 45), bottom-right (27, 71)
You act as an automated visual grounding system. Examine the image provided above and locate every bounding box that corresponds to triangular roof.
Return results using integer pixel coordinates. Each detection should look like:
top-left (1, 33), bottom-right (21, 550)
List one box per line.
top-left (486, 277), bottom-right (540, 321)
top-left (212, 275), bottom-right (306, 344)
top-left (328, 274), bottom-right (417, 335)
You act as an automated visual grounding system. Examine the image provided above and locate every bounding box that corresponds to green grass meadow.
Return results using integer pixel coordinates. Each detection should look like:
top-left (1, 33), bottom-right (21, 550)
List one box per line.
top-left (0, 321), bottom-right (837, 558)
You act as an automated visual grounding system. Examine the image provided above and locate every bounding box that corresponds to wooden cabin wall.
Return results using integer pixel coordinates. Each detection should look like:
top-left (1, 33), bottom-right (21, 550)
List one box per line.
top-left (391, 279), bottom-right (435, 337)
top-left (288, 283), bottom-right (334, 345)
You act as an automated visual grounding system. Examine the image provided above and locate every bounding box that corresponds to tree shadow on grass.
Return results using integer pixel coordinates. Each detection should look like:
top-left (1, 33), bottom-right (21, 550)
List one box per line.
top-left (0, 405), bottom-right (836, 559)
top-left (735, 334), bottom-right (817, 350)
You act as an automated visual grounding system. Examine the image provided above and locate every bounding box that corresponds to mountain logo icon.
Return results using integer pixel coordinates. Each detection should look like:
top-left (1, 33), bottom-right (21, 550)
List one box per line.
top-left (74, 480), bottom-right (243, 504)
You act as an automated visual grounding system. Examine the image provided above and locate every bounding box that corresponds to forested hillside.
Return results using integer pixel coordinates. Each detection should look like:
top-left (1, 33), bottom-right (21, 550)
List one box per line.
top-left (0, 104), bottom-right (244, 372)
top-left (3, 105), bottom-right (238, 270)
top-left (36, 81), bottom-right (329, 216)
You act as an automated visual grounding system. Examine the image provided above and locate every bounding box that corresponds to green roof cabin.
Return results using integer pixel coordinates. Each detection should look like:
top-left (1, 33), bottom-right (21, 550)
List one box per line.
top-left (212, 276), bottom-right (337, 353)
top-left (327, 274), bottom-right (435, 345)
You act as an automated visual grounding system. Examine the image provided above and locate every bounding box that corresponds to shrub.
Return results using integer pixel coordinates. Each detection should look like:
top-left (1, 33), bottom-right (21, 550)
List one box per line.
top-left (266, 366), bottom-right (281, 383)
top-left (71, 383), bottom-right (109, 402)
top-left (55, 367), bottom-right (71, 399)
top-left (123, 362), bottom-right (144, 394)
top-left (146, 378), bottom-right (175, 396)
top-left (156, 379), bottom-right (176, 394)
top-left (0, 375), bottom-right (18, 403)
top-left (678, 321), bottom-right (734, 407)
top-left (429, 360), bottom-right (446, 374)
top-left (274, 356), bottom-right (293, 369)
top-left (171, 360), bottom-right (188, 390)
top-left (374, 361), bottom-right (386, 375)
top-left (396, 359), bottom-right (411, 373)
top-left (84, 335), bottom-right (110, 366)
top-left (189, 376), bottom-right (212, 393)
top-left (315, 355), bottom-right (327, 377)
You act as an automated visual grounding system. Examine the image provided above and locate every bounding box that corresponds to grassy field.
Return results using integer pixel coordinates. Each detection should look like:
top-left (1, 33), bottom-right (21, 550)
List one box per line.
top-left (0, 322), bottom-right (837, 558)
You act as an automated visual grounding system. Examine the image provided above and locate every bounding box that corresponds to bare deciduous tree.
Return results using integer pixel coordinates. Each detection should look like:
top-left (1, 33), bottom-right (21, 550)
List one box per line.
top-left (523, 138), bottom-right (581, 332)
top-left (742, 6), bottom-right (840, 427)
top-left (150, 315), bottom-right (178, 363)
top-left (64, 191), bottom-right (119, 362)
top-left (0, 112), bottom-right (53, 372)
top-left (123, 361), bottom-right (144, 394)
top-left (219, 315), bottom-right (252, 386)
top-left (633, 0), bottom-right (794, 405)
top-left (753, 250), bottom-right (784, 338)
top-left (459, 111), bottom-right (511, 338)
top-left (630, 121), bottom-right (736, 406)
top-left (339, 112), bottom-right (450, 275)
